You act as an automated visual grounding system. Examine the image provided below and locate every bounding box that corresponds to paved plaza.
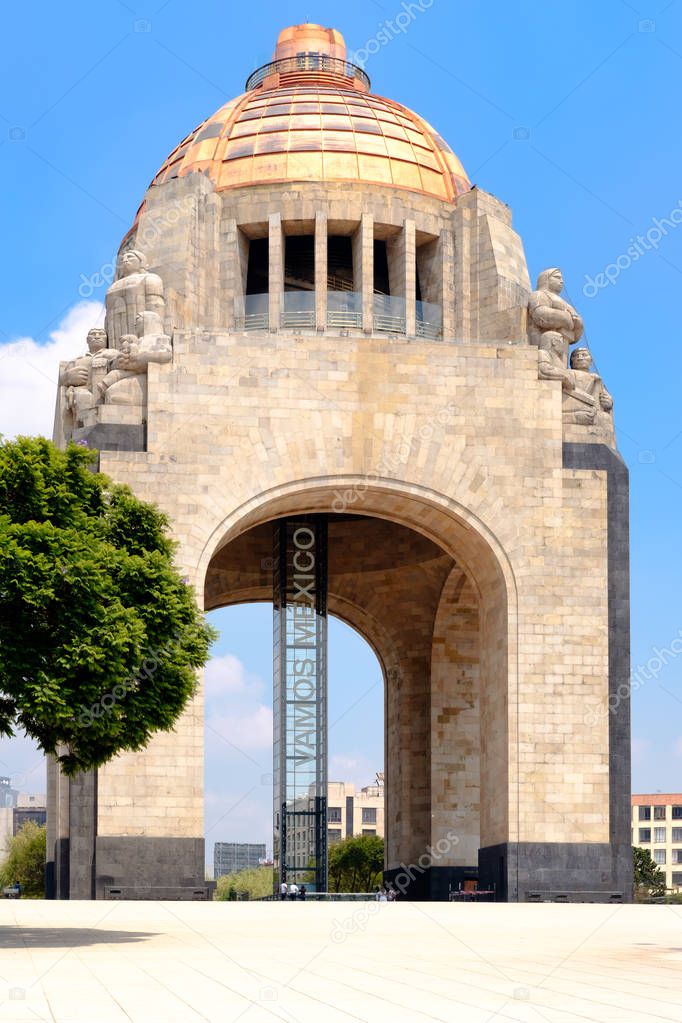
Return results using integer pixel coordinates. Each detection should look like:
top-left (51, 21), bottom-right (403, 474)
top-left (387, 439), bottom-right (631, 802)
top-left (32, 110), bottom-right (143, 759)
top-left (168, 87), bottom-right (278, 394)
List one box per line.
top-left (0, 902), bottom-right (679, 1022)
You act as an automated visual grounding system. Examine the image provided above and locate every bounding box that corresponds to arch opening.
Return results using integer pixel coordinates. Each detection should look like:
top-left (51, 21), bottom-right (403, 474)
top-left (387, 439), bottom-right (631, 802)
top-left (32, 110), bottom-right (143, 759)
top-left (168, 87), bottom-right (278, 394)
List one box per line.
top-left (202, 485), bottom-right (513, 899)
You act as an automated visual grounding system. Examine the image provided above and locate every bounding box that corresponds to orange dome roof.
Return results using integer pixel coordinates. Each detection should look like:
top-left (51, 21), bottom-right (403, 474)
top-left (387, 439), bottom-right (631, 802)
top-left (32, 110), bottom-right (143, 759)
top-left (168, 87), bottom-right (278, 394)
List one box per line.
top-left (146, 24), bottom-right (469, 204)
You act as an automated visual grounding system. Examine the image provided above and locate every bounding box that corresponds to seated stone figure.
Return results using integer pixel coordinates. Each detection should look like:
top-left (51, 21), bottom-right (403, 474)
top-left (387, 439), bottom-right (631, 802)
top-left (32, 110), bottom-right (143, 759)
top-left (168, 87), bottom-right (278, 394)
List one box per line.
top-left (564, 347), bottom-right (613, 429)
top-left (537, 330), bottom-right (573, 387)
top-left (528, 268), bottom-right (584, 348)
top-left (105, 249), bottom-right (165, 348)
top-left (100, 310), bottom-right (172, 407)
top-left (59, 327), bottom-right (118, 427)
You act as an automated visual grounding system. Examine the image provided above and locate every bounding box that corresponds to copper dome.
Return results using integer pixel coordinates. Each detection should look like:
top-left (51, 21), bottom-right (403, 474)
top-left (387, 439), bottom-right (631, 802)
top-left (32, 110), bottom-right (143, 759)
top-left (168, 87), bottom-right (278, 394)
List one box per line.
top-left (147, 24), bottom-right (470, 204)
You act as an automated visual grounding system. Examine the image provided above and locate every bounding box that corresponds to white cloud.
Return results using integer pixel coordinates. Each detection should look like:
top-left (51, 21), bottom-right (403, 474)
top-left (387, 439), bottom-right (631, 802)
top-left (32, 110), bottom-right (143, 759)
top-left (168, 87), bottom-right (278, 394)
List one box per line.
top-left (204, 653), bottom-right (263, 699)
top-left (208, 706), bottom-right (273, 753)
top-left (0, 301), bottom-right (104, 440)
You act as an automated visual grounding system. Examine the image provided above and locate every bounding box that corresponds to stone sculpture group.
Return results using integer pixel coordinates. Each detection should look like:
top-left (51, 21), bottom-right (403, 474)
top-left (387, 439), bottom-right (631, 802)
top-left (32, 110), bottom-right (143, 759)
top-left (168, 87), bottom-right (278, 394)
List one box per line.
top-left (529, 267), bottom-right (613, 439)
top-left (59, 249), bottom-right (171, 434)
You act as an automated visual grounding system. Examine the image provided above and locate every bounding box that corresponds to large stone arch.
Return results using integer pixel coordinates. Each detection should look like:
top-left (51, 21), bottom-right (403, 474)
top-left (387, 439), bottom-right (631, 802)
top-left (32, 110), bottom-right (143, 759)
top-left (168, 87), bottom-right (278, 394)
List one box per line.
top-left (199, 477), bottom-right (516, 897)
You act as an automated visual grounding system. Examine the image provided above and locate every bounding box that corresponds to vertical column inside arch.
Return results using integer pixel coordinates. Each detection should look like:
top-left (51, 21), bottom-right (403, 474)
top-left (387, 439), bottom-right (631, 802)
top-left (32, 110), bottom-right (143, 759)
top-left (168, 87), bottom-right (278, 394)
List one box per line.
top-left (430, 566), bottom-right (481, 867)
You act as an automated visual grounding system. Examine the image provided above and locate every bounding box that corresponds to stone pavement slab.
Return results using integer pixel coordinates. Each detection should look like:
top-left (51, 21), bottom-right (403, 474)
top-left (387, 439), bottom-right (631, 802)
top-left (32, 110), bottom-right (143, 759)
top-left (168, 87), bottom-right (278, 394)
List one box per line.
top-left (0, 902), bottom-right (680, 1022)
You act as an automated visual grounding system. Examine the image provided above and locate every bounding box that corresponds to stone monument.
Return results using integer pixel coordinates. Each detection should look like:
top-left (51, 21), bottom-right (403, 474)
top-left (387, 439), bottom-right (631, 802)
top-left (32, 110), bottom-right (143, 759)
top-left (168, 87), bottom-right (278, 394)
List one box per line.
top-left (48, 22), bottom-right (631, 903)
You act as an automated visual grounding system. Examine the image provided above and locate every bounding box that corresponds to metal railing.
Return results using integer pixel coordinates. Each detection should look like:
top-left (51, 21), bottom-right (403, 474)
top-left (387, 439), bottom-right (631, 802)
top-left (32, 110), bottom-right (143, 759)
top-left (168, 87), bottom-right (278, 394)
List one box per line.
top-left (327, 290), bottom-right (362, 329)
top-left (373, 294), bottom-right (406, 334)
top-left (236, 293), bottom-right (269, 332)
top-left (246, 55), bottom-right (370, 92)
top-left (282, 291), bottom-right (315, 329)
top-left (416, 300), bottom-right (443, 340)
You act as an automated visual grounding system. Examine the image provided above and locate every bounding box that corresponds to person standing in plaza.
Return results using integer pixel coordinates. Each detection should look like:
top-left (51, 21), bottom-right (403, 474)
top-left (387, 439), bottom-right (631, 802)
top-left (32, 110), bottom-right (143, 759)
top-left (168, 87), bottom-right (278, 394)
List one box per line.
top-left (280, 880), bottom-right (288, 901)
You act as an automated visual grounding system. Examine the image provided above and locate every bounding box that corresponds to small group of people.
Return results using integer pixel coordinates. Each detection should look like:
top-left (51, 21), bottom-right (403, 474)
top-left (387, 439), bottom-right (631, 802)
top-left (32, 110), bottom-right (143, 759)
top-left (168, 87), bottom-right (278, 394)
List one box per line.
top-left (280, 881), bottom-right (307, 900)
top-left (375, 886), bottom-right (397, 902)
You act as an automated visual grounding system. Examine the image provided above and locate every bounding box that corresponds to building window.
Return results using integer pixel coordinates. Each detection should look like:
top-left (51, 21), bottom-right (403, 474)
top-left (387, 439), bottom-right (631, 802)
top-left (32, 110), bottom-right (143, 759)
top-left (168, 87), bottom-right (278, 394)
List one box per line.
top-left (362, 828), bottom-right (376, 836)
top-left (328, 807), bottom-right (342, 823)
top-left (673, 806), bottom-right (682, 820)
top-left (672, 828), bottom-right (682, 842)
top-left (672, 873), bottom-right (682, 887)
top-left (327, 828), bottom-right (342, 844)
top-left (654, 805), bottom-right (666, 820)
top-left (673, 849), bottom-right (682, 865)
top-left (639, 828), bottom-right (651, 843)
top-left (654, 849), bottom-right (666, 865)
top-left (362, 807), bottom-right (377, 825)
top-left (654, 827), bottom-right (667, 844)
top-left (638, 806), bottom-right (651, 821)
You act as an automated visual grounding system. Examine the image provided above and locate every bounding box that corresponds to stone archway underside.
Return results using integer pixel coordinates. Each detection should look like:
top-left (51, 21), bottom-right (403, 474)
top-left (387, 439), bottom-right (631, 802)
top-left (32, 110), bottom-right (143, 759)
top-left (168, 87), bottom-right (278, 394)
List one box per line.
top-left (205, 510), bottom-right (502, 897)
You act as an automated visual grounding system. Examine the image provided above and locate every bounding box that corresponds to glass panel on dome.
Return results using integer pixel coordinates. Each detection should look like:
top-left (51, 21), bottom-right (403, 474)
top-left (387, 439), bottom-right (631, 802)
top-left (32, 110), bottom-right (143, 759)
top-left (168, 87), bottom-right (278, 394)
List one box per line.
top-left (230, 121), bottom-right (259, 138)
top-left (381, 123), bottom-right (409, 140)
top-left (259, 116), bottom-right (290, 132)
top-left (321, 102), bottom-right (345, 112)
top-left (352, 119), bottom-right (381, 134)
top-left (385, 137), bottom-right (414, 161)
top-left (323, 131), bottom-right (355, 151)
top-left (405, 128), bottom-right (427, 146)
top-left (264, 104), bottom-right (293, 117)
top-left (289, 131), bottom-right (324, 151)
top-left (290, 114), bottom-right (322, 130)
top-left (321, 115), bottom-right (353, 131)
top-left (195, 123), bottom-right (224, 142)
top-left (256, 134), bottom-right (288, 154)
top-left (225, 139), bottom-right (258, 160)
top-left (293, 102), bottom-right (320, 113)
top-left (414, 147), bottom-right (440, 170)
top-left (354, 134), bottom-right (389, 156)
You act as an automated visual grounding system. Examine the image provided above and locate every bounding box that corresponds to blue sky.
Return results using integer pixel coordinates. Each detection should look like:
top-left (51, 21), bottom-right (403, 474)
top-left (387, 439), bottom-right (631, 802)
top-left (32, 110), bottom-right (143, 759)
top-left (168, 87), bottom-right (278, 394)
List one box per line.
top-left (1, 0), bottom-right (681, 855)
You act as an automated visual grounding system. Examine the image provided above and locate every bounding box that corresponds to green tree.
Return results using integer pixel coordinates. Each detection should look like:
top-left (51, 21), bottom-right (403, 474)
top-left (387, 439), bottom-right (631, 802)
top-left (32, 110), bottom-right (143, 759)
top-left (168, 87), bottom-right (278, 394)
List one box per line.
top-left (633, 846), bottom-right (666, 897)
top-left (328, 834), bottom-right (384, 893)
top-left (215, 867), bottom-right (275, 901)
top-left (0, 822), bottom-right (46, 897)
top-left (0, 437), bottom-right (216, 774)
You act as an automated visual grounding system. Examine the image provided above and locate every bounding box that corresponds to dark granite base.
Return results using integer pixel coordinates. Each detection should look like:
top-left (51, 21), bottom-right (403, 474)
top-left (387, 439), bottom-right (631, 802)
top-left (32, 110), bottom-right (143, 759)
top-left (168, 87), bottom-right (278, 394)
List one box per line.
top-left (479, 842), bottom-right (630, 902)
top-left (74, 423), bottom-right (146, 452)
top-left (384, 864), bottom-right (478, 901)
top-left (95, 836), bottom-right (206, 899)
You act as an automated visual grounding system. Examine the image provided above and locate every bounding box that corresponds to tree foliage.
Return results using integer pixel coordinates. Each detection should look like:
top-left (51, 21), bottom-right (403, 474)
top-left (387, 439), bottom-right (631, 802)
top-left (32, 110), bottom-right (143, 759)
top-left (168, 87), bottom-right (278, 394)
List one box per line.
top-left (215, 867), bottom-right (275, 901)
top-left (633, 846), bottom-right (666, 896)
top-left (0, 821), bottom-right (46, 897)
top-left (328, 834), bottom-right (384, 893)
top-left (0, 437), bottom-right (216, 774)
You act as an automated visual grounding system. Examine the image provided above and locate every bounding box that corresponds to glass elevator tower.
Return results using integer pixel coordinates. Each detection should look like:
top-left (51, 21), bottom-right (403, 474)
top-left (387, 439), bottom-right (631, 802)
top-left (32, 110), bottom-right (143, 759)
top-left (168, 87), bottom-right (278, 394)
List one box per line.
top-left (273, 517), bottom-right (328, 892)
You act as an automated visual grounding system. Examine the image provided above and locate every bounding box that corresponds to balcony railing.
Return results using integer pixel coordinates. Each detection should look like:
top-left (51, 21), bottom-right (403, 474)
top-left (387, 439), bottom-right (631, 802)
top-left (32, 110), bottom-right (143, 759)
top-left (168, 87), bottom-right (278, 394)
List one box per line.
top-left (246, 55), bottom-right (370, 92)
top-left (373, 294), bottom-right (406, 334)
top-left (327, 290), bottom-right (362, 329)
top-left (236, 293), bottom-right (269, 331)
top-left (282, 291), bottom-right (315, 329)
top-left (416, 300), bottom-right (443, 340)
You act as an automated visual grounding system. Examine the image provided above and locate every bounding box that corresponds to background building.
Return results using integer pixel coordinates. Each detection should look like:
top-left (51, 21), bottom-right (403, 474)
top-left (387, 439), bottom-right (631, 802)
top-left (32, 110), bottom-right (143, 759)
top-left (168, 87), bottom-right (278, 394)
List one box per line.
top-left (632, 794), bottom-right (682, 890)
top-left (214, 842), bottom-right (266, 878)
top-left (327, 780), bottom-right (385, 845)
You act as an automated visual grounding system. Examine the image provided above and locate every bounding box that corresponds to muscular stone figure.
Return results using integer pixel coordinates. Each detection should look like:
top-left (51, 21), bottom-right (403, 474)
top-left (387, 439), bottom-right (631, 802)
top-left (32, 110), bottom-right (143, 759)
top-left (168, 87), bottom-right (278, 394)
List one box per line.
top-left (537, 330), bottom-right (572, 388)
top-left (528, 267), bottom-right (584, 348)
top-left (104, 249), bottom-right (165, 348)
top-left (59, 327), bottom-right (118, 426)
top-left (99, 310), bottom-right (172, 406)
top-left (564, 347), bottom-right (613, 428)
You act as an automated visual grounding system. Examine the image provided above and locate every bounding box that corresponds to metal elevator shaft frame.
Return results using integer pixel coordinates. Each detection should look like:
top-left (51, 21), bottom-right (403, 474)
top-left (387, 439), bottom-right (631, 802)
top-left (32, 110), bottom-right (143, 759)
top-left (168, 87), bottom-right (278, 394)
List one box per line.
top-left (273, 517), bottom-right (328, 892)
